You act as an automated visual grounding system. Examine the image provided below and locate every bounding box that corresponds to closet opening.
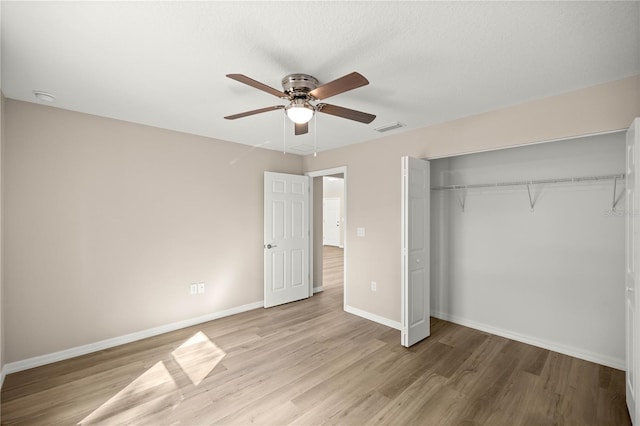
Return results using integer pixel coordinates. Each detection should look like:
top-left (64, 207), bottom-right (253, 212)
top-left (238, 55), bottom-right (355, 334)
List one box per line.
top-left (429, 131), bottom-right (626, 369)
top-left (321, 175), bottom-right (344, 291)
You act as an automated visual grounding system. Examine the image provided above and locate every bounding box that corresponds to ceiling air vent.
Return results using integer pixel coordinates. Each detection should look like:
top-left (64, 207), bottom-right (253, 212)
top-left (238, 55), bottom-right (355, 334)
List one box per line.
top-left (374, 122), bottom-right (405, 133)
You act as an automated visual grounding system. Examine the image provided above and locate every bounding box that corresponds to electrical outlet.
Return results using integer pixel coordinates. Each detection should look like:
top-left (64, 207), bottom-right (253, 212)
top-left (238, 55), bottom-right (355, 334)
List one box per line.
top-left (198, 283), bottom-right (205, 294)
top-left (190, 284), bottom-right (198, 295)
top-left (371, 281), bottom-right (377, 292)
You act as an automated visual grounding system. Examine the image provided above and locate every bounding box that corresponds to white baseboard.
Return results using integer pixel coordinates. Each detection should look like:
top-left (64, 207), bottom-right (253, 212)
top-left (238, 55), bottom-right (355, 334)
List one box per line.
top-left (4, 300), bottom-right (264, 375)
top-left (431, 309), bottom-right (625, 370)
top-left (313, 286), bottom-right (323, 294)
top-left (1, 365), bottom-right (6, 389)
top-left (345, 305), bottom-right (402, 330)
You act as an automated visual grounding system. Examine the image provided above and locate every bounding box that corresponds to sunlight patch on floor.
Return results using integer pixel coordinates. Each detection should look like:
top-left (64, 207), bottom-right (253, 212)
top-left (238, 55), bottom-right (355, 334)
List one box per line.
top-left (172, 331), bottom-right (226, 386)
top-left (78, 331), bottom-right (224, 424)
top-left (79, 361), bottom-right (183, 425)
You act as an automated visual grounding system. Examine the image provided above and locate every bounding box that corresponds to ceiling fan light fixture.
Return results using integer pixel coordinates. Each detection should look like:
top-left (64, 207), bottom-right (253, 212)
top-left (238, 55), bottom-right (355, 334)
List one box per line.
top-left (285, 99), bottom-right (314, 124)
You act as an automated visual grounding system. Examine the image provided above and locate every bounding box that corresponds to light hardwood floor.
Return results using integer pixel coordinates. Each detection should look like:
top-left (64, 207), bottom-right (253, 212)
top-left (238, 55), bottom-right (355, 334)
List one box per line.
top-left (1, 250), bottom-right (630, 425)
top-left (322, 245), bottom-right (344, 289)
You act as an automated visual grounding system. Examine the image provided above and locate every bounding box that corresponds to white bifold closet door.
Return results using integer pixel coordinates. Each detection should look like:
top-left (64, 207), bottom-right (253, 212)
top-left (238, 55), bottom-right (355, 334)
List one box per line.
top-left (401, 156), bottom-right (431, 347)
top-left (626, 118), bottom-right (639, 424)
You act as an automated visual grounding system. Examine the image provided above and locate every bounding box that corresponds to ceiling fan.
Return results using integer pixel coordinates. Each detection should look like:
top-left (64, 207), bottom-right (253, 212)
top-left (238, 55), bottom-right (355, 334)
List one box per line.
top-left (224, 72), bottom-right (376, 135)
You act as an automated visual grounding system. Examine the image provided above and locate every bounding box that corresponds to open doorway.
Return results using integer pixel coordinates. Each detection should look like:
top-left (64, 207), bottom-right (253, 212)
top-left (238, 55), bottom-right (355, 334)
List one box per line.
top-left (307, 167), bottom-right (347, 309)
top-left (321, 175), bottom-right (344, 290)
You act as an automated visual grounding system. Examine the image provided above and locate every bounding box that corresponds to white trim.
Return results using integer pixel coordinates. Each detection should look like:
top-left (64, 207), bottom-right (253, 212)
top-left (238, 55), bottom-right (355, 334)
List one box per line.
top-left (308, 174), bottom-right (314, 297)
top-left (313, 286), bottom-right (323, 294)
top-left (345, 305), bottom-right (402, 331)
top-left (425, 129), bottom-right (626, 160)
top-left (431, 310), bottom-right (624, 370)
top-left (4, 300), bottom-right (264, 375)
top-left (306, 166), bottom-right (347, 178)
top-left (1, 365), bottom-right (6, 388)
top-left (400, 156), bottom-right (408, 346)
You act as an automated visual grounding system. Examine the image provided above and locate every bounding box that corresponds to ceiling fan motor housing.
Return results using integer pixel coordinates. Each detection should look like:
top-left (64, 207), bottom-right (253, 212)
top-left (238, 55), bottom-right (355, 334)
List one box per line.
top-left (281, 74), bottom-right (319, 99)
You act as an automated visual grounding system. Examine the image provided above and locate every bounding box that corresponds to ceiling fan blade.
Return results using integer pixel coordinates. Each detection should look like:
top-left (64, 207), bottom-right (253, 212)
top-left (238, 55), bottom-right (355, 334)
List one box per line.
top-left (226, 74), bottom-right (288, 98)
top-left (309, 72), bottom-right (369, 100)
top-left (224, 105), bottom-right (284, 120)
top-left (317, 103), bottom-right (376, 124)
top-left (295, 122), bottom-right (309, 136)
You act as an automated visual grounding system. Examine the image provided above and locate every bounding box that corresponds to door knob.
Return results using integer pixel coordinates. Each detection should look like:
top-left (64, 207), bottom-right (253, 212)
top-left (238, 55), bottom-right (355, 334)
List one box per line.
top-left (266, 244), bottom-right (277, 249)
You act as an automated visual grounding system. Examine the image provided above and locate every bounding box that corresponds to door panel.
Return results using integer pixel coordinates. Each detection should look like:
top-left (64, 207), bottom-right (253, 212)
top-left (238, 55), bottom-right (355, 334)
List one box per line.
top-left (272, 252), bottom-right (285, 291)
top-left (264, 172), bottom-right (310, 308)
top-left (411, 269), bottom-right (426, 324)
top-left (291, 249), bottom-right (304, 287)
top-left (271, 201), bottom-right (285, 239)
top-left (292, 200), bottom-right (304, 237)
top-left (402, 156), bottom-right (431, 347)
top-left (323, 198), bottom-right (341, 247)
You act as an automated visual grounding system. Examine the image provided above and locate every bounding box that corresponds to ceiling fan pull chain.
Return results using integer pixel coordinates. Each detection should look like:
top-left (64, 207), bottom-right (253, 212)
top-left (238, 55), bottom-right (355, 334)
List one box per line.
top-left (314, 112), bottom-right (317, 157)
top-left (283, 110), bottom-right (286, 155)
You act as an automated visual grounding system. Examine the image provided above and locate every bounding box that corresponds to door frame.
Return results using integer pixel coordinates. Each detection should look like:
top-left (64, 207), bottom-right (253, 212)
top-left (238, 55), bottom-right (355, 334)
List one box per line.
top-left (306, 166), bottom-right (348, 309)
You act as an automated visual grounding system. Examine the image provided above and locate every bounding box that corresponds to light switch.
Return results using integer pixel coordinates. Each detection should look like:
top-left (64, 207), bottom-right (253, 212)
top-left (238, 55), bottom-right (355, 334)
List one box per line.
top-left (357, 227), bottom-right (365, 237)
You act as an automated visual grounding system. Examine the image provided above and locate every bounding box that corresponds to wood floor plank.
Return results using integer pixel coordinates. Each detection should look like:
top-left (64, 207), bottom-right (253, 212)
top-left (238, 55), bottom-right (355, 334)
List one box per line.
top-left (367, 372), bottom-right (450, 425)
top-left (322, 246), bottom-right (344, 289)
top-left (0, 250), bottom-right (631, 425)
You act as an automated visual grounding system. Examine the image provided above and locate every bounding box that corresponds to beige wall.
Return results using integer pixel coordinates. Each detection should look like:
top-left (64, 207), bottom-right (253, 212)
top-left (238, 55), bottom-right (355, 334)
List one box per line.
top-left (4, 100), bottom-right (303, 362)
top-left (303, 75), bottom-right (640, 324)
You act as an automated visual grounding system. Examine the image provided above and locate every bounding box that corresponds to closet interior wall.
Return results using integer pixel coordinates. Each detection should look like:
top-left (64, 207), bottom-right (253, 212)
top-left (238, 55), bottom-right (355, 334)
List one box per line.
top-left (430, 132), bottom-right (626, 368)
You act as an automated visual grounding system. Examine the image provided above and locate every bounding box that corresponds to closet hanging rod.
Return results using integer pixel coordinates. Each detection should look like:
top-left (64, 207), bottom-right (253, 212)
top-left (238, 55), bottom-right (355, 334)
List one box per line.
top-left (431, 173), bottom-right (625, 191)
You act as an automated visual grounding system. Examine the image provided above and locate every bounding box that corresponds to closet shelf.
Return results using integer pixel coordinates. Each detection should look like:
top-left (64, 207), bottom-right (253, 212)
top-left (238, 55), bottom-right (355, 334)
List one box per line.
top-left (430, 173), bottom-right (625, 191)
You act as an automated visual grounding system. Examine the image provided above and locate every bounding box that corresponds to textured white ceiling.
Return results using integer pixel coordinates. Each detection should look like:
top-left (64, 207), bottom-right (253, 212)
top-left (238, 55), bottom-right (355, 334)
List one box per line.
top-left (2, 1), bottom-right (639, 154)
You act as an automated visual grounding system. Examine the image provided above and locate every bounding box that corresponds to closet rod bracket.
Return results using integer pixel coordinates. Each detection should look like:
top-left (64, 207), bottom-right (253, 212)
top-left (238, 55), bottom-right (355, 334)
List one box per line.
top-left (456, 190), bottom-right (466, 213)
top-left (527, 183), bottom-right (535, 212)
top-left (612, 176), bottom-right (619, 211)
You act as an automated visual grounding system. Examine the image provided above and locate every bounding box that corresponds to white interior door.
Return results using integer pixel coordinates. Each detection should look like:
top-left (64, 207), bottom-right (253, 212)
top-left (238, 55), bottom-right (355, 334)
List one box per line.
top-left (323, 198), bottom-right (341, 247)
top-left (626, 118), bottom-right (639, 424)
top-left (401, 156), bottom-right (430, 347)
top-left (264, 172), bottom-right (310, 308)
